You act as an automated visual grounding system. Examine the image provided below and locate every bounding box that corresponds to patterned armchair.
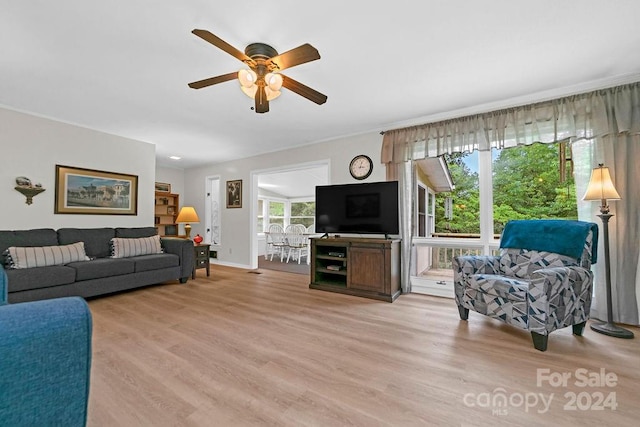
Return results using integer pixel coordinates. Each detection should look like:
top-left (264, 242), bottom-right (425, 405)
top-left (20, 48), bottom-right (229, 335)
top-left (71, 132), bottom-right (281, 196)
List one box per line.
top-left (453, 220), bottom-right (599, 351)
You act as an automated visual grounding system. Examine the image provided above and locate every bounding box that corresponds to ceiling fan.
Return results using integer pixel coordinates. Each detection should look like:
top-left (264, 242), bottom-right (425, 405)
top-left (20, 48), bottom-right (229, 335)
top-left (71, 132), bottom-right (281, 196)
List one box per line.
top-left (188, 29), bottom-right (327, 113)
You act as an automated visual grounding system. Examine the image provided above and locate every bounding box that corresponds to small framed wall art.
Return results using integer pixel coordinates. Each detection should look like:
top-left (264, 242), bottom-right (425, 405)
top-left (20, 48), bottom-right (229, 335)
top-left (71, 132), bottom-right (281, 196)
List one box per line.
top-left (226, 179), bottom-right (242, 208)
top-left (155, 182), bottom-right (171, 193)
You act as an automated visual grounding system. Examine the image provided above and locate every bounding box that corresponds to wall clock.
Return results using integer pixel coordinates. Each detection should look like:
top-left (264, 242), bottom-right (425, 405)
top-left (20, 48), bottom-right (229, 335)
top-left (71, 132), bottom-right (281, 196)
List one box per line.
top-left (349, 155), bottom-right (373, 180)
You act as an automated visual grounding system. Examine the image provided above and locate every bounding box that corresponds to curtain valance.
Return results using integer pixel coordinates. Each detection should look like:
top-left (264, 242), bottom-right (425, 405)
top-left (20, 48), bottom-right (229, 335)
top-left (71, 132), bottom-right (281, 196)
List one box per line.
top-left (382, 82), bottom-right (640, 164)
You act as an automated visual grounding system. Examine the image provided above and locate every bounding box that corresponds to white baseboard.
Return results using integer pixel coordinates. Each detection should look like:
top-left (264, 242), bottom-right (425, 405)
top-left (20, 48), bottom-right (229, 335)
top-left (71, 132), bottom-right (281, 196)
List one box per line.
top-left (210, 259), bottom-right (252, 270)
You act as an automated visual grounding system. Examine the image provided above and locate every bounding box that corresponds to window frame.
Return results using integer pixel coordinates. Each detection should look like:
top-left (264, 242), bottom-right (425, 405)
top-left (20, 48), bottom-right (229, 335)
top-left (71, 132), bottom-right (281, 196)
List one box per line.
top-left (258, 196), bottom-right (316, 233)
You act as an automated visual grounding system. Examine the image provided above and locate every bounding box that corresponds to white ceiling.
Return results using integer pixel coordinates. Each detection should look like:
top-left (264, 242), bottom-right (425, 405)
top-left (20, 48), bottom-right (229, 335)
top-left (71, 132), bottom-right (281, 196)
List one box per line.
top-left (258, 165), bottom-right (328, 199)
top-left (2, 1), bottom-right (640, 170)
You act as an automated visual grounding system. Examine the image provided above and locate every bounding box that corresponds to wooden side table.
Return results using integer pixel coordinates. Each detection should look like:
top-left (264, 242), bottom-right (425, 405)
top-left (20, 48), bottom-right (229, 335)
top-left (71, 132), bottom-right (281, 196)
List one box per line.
top-left (193, 243), bottom-right (211, 279)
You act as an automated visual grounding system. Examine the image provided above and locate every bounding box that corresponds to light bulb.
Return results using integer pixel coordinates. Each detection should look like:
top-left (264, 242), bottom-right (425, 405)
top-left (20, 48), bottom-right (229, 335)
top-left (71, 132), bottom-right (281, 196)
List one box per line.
top-left (238, 69), bottom-right (257, 88)
top-left (265, 73), bottom-right (283, 91)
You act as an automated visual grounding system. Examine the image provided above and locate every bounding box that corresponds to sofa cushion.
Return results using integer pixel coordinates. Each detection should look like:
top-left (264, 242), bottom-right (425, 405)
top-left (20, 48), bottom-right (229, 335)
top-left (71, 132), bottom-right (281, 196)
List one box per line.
top-left (110, 235), bottom-right (163, 258)
top-left (58, 228), bottom-right (115, 259)
top-left (6, 242), bottom-right (89, 269)
top-left (0, 229), bottom-right (58, 266)
top-left (5, 266), bottom-right (77, 292)
top-left (132, 253), bottom-right (180, 273)
top-left (115, 227), bottom-right (157, 238)
top-left (67, 258), bottom-right (135, 281)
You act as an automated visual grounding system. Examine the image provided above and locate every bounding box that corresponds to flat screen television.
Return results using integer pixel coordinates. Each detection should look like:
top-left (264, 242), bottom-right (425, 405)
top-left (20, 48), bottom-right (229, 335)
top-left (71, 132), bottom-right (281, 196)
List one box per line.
top-left (315, 181), bottom-right (399, 236)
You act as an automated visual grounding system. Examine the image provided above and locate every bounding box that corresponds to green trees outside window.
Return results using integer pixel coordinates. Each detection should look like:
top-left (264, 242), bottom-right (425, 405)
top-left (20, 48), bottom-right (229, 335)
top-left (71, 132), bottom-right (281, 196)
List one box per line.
top-left (290, 201), bottom-right (316, 228)
top-left (435, 143), bottom-right (577, 236)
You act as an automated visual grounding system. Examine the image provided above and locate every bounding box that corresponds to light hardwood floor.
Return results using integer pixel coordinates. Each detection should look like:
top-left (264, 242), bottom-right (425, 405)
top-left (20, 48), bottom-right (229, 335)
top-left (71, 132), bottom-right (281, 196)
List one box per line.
top-left (87, 265), bottom-right (639, 426)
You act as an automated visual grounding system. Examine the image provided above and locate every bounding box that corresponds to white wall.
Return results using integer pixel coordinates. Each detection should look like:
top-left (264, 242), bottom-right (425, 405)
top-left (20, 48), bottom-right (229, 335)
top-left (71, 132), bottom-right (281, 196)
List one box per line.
top-left (183, 131), bottom-right (385, 268)
top-left (155, 166), bottom-right (185, 199)
top-left (1, 107), bottom-right (156, 229)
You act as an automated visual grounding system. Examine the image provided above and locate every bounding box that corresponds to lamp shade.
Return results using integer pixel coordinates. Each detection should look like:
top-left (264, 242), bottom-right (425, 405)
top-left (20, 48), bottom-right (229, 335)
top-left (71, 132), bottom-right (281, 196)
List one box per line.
top-left (176, 206), bottom-right (200, 223)
top-left (582, 164), bottom-right (621, 201)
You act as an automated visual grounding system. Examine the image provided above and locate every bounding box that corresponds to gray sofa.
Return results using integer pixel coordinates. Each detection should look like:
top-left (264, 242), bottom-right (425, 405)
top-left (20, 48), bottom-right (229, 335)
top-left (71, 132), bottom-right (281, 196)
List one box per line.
top-left (0, 227), bottom-right (195, 303)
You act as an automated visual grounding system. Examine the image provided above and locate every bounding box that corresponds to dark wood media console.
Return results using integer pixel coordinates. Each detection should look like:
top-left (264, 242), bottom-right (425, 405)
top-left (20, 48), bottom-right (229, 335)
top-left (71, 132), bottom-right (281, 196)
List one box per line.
top-left (309, 237), bottom-right (401, 302)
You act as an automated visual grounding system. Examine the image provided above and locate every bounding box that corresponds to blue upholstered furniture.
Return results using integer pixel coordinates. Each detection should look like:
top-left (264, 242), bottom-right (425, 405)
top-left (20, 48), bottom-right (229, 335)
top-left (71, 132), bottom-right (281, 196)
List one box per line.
top-left (453, 220), bottom-right (598, 351)
top-left (0, 269), bottom-right (92, 426)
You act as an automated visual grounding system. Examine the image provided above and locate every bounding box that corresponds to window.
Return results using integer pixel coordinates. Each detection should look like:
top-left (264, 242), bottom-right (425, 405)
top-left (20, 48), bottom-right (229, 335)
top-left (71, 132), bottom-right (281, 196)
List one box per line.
top-left (431, 142), bottom-right (576, 240)
top-left (257, 198), bottom-right (285, 232)
top-left (413, 142), bottom-right (578, 294)
top-left (258, 197), bottom-right (316, 232)
top-left (257, 199), bottom-right (264, 232)
top-left (290, 200), bottom-right (315, 228)
top-left (492, 143), bottom-right (577, 234)
top-left (268, 200), bottom-right (285, 227)
top-left (434, 151), bottom-right (480, 238)
top-left (206, 176), bottom-right (221, 245)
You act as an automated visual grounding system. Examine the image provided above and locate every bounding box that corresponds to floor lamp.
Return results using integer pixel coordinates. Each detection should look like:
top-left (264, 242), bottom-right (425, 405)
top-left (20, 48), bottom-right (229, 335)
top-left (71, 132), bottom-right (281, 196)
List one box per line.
top-left (582, 164), bottom-right (634, 339)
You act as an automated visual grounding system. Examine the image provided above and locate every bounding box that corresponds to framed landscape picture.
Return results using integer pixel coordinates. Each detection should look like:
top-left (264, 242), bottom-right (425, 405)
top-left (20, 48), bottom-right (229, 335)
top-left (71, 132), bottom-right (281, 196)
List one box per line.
top-left (155, 182), bottom-right (171, 193)
top-left (54, 165), bottom-right (138, 215)
top-left (226, 179), bottom-right (242, 208)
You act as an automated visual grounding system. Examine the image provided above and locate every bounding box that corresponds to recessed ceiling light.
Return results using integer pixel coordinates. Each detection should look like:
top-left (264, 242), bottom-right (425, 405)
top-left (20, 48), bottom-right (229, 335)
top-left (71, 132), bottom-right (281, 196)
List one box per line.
top-left (169, 156), bottom-right (181, 160)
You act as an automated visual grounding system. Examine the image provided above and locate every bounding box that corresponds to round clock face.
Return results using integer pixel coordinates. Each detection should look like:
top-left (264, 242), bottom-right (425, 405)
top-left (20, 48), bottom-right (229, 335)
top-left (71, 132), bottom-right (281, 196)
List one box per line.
top-left (349, 155), bottom-right (373, 180)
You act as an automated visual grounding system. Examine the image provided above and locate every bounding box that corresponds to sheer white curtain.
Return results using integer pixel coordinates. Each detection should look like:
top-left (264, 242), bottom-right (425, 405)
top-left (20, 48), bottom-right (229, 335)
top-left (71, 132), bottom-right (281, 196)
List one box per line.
top-left (382, 82), bottom-right (640, 325)
top-left (384, 161), bottom-right (414, 294)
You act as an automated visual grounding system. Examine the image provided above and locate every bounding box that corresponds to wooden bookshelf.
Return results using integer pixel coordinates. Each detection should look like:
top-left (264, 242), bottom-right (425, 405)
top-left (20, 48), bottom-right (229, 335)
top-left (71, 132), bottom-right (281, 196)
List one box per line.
top-left (154, 191), bottom-right (179, 236)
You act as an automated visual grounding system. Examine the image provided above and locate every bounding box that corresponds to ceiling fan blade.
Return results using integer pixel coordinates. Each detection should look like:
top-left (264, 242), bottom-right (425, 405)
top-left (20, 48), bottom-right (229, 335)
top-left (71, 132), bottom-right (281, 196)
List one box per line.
top-left (188, 72), bottom-right (238, 89)
top-left (269, 44), bottom-right (320, 71)
top-left (255, 85), bottom-right (269, 113)
top-left (192, 29), bottom-right (255, 66)
top-left (282, 75), bottom-right (327, 105)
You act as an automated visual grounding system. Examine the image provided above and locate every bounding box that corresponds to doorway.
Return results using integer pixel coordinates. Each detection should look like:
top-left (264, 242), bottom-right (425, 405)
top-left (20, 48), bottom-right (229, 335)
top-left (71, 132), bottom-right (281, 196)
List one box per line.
top-left (250, 160), bottom-right (330, 272)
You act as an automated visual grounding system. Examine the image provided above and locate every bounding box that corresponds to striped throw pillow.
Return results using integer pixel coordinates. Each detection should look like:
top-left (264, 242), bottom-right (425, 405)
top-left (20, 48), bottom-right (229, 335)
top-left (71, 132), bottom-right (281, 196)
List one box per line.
top-left (7, 242), bottom-right (89, 269)
top-left (110, 235), bottom-right (162, 258)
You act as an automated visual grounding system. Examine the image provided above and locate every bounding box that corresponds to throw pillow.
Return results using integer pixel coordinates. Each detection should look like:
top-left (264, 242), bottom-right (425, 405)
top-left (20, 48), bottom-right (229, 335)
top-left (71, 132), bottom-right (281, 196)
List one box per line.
top-left (7, 242), bottom-right (89, 269)
top-left (110, 235), bottom-right (162, 258)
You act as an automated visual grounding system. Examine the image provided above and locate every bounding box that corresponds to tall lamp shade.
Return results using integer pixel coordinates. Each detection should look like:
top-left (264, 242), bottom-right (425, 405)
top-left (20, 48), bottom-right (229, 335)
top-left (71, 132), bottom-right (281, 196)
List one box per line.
top-left (582, 164), bottom-right (633, 339)
top-left (176, 206), bottom-right (200, 239)
top-left (583, 164), bottom-right (621, 210)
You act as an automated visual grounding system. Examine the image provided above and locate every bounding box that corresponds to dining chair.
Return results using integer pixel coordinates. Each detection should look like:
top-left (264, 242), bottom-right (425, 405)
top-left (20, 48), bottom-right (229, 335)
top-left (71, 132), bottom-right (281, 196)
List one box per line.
top-left (285, 225), bottom-right (309, 264)
top-left (266, 224), bottom-right (287, 261)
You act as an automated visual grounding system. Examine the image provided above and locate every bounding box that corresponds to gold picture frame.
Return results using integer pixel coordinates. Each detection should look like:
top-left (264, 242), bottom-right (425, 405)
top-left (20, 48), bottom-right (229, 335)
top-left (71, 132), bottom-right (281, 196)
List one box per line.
top-left (226, 179), bottom-right (242, 208)
top-left (54, 165), bottom-right (138, 215)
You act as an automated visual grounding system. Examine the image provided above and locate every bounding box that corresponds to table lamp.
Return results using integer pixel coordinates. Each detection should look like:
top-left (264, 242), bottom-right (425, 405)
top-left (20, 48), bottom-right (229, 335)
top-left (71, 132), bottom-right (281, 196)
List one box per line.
top-left (176, 206), bottom-right (200, 239)
top-left (582, 163), bottom-right (634, 339)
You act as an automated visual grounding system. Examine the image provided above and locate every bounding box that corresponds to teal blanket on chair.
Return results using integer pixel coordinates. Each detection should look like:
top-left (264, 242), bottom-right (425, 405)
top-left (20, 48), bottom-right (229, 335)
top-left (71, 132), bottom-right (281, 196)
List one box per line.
top-left (500, 219), bottom-right (599, 263)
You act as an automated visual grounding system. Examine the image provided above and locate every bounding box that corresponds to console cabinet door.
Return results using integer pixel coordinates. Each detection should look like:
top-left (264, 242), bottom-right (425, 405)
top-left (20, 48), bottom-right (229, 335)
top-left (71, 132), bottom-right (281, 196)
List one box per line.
top-left (348, 245), bottom-right (386, 293)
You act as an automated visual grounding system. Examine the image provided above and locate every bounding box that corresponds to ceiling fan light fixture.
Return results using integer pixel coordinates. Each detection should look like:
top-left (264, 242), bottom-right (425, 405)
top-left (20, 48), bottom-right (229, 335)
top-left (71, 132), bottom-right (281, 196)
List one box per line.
top-left (189, 29), bottom-right (326, 113)
top-left (240, 84), bottom-right (258, 99)
top-left (238, 69), bottom-right (257, 88)
top-left (265, 73), bottom-right (283, 91)
top-left (265, 87), bottom-right (281, 101)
